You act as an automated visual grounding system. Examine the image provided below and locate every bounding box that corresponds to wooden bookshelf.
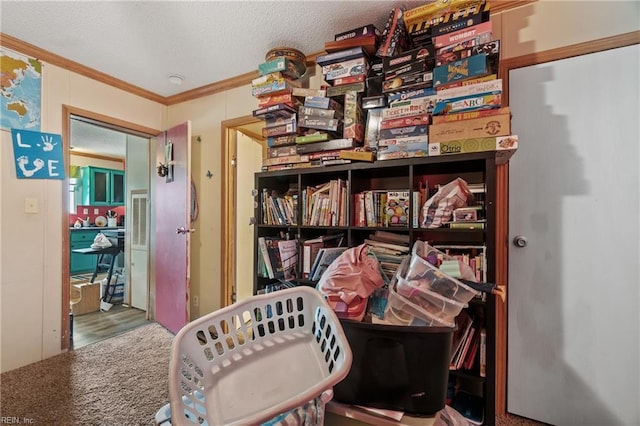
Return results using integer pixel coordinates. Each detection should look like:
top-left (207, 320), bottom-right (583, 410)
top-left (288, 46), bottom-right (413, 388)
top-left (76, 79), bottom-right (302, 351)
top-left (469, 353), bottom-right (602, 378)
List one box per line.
top-left (254, 151), bottom-right (511, 424)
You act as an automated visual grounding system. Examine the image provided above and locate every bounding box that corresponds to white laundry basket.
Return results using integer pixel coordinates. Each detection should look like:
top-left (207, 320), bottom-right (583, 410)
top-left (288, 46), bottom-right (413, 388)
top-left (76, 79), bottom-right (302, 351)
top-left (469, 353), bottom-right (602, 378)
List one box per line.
top-left (166, 286), bottom-right (353, 426)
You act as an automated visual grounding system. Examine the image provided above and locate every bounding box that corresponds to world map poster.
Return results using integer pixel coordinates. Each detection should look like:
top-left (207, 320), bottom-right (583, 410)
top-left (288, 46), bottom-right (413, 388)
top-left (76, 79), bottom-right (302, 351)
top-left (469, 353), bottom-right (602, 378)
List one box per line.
top-left (1, 48), bottom-right (42, 131)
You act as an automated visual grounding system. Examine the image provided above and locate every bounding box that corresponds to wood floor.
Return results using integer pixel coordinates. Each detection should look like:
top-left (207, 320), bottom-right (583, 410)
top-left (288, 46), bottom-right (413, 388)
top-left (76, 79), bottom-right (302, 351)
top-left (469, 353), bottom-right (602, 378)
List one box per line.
top-left (71, 304), bottom-right (151, 349)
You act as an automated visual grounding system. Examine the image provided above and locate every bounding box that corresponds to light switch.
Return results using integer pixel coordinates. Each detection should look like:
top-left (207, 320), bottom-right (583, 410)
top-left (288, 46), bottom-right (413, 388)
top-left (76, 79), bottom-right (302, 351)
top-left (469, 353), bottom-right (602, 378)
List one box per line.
top-left (24, 197), bottom-right (38, 214)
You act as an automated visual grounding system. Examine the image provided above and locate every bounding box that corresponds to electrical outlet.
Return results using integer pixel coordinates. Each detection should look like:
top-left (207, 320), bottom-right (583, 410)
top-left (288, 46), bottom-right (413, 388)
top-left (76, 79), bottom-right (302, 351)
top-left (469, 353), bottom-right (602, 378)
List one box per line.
top-left (83, 208), bottom-right (89, 214)
top-left (24, 197), bottom-right (38, 214)
top-left (94, 208), bottom-right (99, 214)
top-left (193, 296), bottom-right (199, 307)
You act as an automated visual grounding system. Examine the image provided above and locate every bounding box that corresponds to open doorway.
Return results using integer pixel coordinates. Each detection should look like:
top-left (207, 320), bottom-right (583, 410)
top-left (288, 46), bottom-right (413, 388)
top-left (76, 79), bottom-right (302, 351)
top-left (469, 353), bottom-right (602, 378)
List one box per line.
top-left (220, 116), bottom-right (265, 307)
top-left (61, 105), bottom-right (159, 350)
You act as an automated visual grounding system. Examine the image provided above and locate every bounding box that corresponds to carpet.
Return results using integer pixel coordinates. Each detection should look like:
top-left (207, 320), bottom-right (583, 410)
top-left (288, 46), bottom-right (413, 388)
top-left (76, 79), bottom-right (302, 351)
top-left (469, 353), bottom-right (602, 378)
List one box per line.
top-left (0, 323), bottom-right (174, 425)
top-left (1, 321), bottom-right (547, 426)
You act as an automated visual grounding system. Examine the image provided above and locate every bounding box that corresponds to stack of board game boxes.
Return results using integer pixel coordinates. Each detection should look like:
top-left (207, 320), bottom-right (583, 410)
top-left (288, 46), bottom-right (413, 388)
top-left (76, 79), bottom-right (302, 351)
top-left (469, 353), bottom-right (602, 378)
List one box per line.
top-left (253, 0), bottom-right (518, 170)
top-left (372, 0), bottom-right (518, 161)
top-left (252, 53), bottom-right (307, 171)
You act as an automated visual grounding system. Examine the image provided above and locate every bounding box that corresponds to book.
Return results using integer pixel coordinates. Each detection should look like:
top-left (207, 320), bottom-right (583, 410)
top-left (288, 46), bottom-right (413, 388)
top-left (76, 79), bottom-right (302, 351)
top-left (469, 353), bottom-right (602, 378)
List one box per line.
top-left (310, 247), bottom-right (348, 281)
top-left (456, 325), bottom-right (476, 370)
top-left (302, 234), bottom-right (345, 279)
top-left (479, 327), bottom-right (487, 377)
top-left (277, 239), bottom-right (298, 281)
top-left (450, 311), bottom-right (473, 369)
top-left (368, 230), bottom-right (410, 245)
top-left (385, 191), bottom-right (410, 227)
top-left (265, 237), bottom-right (284, 279)
top-left (363, 239), bottom-right (410, 254)
top-left (258, 237), bottom-right (275, 279)
top-left (463, 325), bottom-right (481, 370)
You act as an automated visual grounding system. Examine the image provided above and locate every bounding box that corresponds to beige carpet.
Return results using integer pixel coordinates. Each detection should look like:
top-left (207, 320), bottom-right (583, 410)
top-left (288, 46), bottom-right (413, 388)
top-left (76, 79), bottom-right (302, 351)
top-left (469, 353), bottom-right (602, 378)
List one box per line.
top-left (1, 323), bottom-right (174, 425)
top-left (1, 322), bottom-right (547, 425)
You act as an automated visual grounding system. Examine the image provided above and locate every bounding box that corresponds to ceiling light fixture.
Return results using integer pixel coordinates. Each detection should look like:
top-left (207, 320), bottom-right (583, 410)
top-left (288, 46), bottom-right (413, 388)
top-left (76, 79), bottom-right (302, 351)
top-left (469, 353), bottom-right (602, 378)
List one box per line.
top-left (168, 74), bottom-right (184, 85)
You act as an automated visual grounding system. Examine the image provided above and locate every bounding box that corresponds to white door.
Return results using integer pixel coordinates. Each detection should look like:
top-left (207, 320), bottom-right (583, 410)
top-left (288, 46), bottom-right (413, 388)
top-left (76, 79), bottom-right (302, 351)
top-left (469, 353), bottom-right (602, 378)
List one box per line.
top-left (507, 45), bottom-right (639, 425)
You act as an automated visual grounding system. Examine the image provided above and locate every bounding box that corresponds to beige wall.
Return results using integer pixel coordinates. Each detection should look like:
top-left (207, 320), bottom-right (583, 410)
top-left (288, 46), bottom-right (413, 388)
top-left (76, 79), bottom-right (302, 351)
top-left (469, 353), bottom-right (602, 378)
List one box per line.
top-left (1, 1), bottom-right (638, 373)
top-left (1, 63), bottom-right (165, 373)
top-left (235, 132), bottom-right (264, 304)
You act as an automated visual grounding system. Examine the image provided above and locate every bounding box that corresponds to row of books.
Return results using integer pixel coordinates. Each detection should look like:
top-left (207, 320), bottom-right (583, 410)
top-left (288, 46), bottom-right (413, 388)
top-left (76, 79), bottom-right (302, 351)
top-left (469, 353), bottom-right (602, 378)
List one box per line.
top-left (450, 310), bottom-right (486, 376)
top-left (257, 236), bottom-right (298, 281)
top-left (301, 233), bottom-right (346, 280)
top-left (433, 244), bottom-right (487, 283)
top-left (260, 188), bottom-right (298, 226)
top-left (364, 230), bottom-right (411, 281)
top-left (301, 179), bottom-right (348, 227)
top-left (259, 179), bottom-right (487, 231)
top-left (353, 190), bottom-right (410, 228)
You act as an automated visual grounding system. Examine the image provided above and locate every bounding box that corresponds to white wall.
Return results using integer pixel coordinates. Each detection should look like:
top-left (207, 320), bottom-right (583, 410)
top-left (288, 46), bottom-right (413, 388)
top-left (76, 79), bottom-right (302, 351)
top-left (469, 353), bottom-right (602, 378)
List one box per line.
top-left (0, 63), bottom-right (165, 373)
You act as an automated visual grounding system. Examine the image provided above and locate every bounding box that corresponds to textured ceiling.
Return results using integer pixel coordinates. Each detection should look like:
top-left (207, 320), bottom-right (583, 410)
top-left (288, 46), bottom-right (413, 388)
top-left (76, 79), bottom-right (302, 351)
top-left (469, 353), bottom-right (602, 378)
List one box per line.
top-left (3, 1), bottom-right (426, 157)
top-left (1, 0), bottom-right (419, 97)
top-left (70, 119), bottom-right (128, 158)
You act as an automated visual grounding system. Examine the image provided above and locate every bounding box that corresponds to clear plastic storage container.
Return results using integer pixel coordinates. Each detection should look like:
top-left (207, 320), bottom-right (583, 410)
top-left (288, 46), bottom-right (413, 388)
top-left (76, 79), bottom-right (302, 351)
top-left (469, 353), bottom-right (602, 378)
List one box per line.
top-left (385, 285), bottom-right (455, 328)
top-left (396, 276), bottom-right (468, 323)
top-left (406, 254), bottom-right (479, 303)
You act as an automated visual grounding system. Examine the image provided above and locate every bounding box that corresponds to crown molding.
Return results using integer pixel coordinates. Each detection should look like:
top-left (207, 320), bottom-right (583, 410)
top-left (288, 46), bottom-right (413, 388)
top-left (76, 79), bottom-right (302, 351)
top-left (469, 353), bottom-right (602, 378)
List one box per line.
top-left (1, 33), bottom-right (166, 105)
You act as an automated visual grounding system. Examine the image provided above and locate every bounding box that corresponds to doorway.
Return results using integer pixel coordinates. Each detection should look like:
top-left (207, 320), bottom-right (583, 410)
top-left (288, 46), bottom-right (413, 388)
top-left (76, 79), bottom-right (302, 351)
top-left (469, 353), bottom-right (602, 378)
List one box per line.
top-left (221, 116), bottom-right (265, 307)
top-left (61, 105), bottom-right (159, 350)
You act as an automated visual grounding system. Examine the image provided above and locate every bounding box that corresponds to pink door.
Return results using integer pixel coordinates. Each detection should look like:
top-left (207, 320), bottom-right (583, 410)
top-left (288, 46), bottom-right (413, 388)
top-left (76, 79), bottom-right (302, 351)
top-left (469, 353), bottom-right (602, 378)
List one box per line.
top-left (154, 122), bottom-right (191, 334)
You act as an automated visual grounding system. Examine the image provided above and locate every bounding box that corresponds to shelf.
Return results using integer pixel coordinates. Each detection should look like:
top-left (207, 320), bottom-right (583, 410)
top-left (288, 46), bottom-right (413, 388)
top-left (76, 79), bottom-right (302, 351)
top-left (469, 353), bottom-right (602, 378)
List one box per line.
top-left (254, 152), bottom-right (501, 425)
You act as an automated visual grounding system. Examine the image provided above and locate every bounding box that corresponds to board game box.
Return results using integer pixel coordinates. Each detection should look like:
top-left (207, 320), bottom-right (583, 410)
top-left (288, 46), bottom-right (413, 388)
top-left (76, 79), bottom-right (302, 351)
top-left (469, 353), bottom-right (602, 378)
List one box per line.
top-left (428, 135), bottom-right (518, 156)
top-left (429, 112), bottom-right (511, 143)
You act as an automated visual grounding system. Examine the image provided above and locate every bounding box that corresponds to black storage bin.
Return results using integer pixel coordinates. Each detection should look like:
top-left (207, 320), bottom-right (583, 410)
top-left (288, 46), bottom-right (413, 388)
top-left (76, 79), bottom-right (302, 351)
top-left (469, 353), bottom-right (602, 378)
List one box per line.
top-left (333, 319), bottom-right (454, 415)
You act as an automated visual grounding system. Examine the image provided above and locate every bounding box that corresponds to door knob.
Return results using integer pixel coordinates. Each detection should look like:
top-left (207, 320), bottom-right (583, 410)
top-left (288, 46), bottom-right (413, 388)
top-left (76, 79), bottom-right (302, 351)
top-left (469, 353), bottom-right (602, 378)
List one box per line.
top-left (513, 235), bottom-right (527, 247)
top-left (176, 226), bottom-right (195, 235)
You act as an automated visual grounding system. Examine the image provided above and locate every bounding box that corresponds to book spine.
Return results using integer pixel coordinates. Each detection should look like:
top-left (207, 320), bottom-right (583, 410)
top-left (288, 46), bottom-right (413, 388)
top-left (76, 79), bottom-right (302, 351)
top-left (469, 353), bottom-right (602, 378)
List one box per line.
top-left (258, 237), bottom-right (275, 279)
top-left (479, 327), bottom-right (486, 377)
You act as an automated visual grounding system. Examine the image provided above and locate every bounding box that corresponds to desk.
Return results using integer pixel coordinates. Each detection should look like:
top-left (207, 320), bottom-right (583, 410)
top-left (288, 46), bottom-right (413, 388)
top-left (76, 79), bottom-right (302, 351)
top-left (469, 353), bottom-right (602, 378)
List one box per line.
top-left (72, 235), bottom-right (123, 302)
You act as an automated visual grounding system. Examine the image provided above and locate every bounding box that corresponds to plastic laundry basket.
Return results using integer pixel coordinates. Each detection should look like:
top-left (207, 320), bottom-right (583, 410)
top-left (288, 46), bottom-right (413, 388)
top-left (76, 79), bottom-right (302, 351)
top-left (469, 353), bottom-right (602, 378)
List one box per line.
top-left (167, 286), bottom-right (353, 426)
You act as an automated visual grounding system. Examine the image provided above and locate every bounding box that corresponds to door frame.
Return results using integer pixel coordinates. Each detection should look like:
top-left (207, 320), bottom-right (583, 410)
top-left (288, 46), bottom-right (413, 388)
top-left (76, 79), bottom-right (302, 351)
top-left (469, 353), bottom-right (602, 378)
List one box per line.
top-left (61, 105), bottom-right (159, 350)
top-left (496, 31), bottom-right (640, 415)
top-left (220, 116), bottom-right (264, 308)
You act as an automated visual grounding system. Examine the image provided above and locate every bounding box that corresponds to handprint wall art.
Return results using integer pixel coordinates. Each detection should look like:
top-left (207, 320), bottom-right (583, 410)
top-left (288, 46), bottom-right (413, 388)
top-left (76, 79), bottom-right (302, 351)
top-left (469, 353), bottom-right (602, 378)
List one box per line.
top-left (11, 128), bottom-right (65, 179)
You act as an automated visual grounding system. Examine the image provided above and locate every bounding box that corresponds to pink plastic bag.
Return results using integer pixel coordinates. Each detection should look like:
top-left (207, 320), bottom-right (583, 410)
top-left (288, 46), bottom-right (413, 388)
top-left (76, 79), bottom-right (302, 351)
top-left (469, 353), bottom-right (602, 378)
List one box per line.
top-left (317, 244), bottom-right (385, 321)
